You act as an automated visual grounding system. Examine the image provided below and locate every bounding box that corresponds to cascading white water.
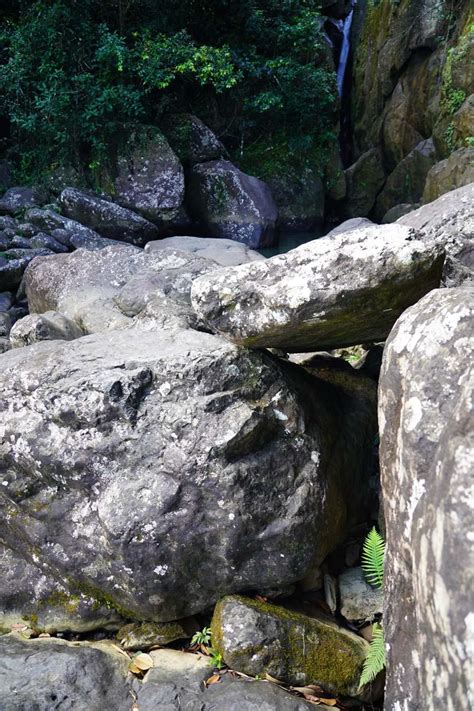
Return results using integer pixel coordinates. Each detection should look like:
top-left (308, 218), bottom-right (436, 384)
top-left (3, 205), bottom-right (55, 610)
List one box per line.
top-left (336, 0), bottom-right (356, 95)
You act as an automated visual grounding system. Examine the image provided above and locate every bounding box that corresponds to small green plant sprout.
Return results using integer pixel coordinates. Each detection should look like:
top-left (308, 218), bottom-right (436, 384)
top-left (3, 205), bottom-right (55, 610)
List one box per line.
top-left (209, 648), bottom-right (224, 669)
top-left (191, 626), bottom-right (211, 647)
top-left (361, 526), bottom-right (385, 589)
top-left (359, 527), bottom-right (386, 688)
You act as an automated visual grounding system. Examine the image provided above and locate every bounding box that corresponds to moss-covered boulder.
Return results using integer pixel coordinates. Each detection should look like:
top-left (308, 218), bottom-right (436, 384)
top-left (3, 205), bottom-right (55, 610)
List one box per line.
top-left (211, 595), bottom-right (368, 697)
top-left (422, 147), bottom-right (474, 203)
top-left (187, 159), bottom-right (278, 248)
top-left (117, 620), bottom-right (194, 651)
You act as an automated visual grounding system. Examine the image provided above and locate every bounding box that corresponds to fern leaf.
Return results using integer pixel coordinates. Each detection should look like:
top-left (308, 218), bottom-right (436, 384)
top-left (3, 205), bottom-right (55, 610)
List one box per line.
top-left (361, 527), bottom-right (385, 589)
top-left (359, 623), bottom-right (385, 688)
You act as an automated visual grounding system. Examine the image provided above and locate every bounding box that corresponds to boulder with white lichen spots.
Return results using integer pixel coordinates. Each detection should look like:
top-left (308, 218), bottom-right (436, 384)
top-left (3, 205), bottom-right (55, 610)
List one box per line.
top-left (379, 287), bottom-right (474, 710)
top-left (191, 224), bottom-right (444, 352)
top-left (0, 327), bottom-right (376, 622)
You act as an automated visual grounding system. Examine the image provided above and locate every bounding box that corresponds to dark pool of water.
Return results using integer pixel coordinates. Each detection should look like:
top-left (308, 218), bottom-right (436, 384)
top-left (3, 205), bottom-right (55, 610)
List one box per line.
top-left (259, 231), bottom-right (322, 258)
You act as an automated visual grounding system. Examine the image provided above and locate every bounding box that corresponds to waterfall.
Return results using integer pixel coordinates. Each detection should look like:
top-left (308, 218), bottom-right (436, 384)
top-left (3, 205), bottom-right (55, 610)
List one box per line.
top-left (336, 1), bottom-right (356, 95)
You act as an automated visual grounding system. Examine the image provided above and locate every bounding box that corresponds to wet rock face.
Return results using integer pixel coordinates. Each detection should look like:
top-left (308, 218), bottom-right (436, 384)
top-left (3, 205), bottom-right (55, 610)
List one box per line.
top-left (187, 159), bottom-right (278, 248)
top-left (211, 595), bottom-right (368, 697)
top-left (0, 328), bottom-right (376, 621)
top-left (59, 187), bottom-right (159, 245)
top-left (191, 224), bottom-right (444, 352)
top-left (114, 125), bottom-right (185, 224)
top-left (0, 635), bottom-right (130, 710)
top-left (379, 288), bottom-right (474, 710)
top-left (397, 182), bottom-right (474, 286)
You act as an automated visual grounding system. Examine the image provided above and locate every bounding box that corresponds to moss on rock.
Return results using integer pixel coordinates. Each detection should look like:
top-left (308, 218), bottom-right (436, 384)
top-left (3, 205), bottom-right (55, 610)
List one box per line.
top-left (211, 595), bottom-right (368, 697)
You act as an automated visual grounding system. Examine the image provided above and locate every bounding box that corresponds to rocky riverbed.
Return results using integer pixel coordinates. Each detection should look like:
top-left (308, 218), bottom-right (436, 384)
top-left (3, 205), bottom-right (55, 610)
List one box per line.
top-left (0, 162), bottom-right (472, 708)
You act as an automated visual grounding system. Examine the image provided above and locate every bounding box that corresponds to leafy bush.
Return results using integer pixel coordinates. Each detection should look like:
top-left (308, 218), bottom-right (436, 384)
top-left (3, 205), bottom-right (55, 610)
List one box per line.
top-left (0, 0), bottom-right (338, 183)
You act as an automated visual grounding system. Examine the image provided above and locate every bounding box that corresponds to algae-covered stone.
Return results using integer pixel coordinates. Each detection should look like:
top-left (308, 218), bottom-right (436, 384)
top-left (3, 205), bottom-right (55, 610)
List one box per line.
top-left (117, 620), bottom-right (194, 651)
top-left (211, 595), bottom-right (368, 697)
top-left (187, 159), bottom-right (278, 248)
top-left (0, 546), bottom-right (122, 634)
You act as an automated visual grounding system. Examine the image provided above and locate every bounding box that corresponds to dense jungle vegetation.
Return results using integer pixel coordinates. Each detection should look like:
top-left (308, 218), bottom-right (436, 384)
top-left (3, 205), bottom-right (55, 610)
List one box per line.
top-left (0, 0), bottom-right (339, 184)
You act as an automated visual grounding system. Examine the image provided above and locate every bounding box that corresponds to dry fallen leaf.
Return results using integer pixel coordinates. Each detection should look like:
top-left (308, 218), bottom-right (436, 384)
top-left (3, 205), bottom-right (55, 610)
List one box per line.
top-left (38, 633), bottom-right (51, 638)
top-left (319, 699), bottom-right (337, 706)
top-left (133, 652), bottom-right (154, 670)
top-left (264, 672), bottom-right (281, 684)
top-left (10, 624), bottom-right (28, 632)
top-left (292, 685), bottom-right (325, 696)
top-left (206, 674), bottom-right (221, 686)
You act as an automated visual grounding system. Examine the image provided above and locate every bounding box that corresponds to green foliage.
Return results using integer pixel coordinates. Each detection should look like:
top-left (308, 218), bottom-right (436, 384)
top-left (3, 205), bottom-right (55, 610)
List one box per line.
top-left (209, 648), bottom-right (224, 669)
top-left (359, 622), bottom-right (385, 687)
top-left (361, 527), bottom-right (385, 589)
top-left (359, 528), bottom-right (386, 688)
top-left (191, 626), bottom-right (211, 646)
top-left (0, 0), bottom-right (338, 184)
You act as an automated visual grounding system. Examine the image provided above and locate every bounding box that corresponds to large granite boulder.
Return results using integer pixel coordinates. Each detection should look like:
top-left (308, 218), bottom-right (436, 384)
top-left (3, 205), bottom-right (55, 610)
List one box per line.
top-left (114, 125), bottom-right (185, 225)
top-left (59, 188), bottom-right (159, 245)
top-left (422, 147), bottom-right (474, 204)
top-left (379, 287), bottom-right (474, 710)
top-left (0, 635), bottom-right (130, 710)
top-left (161, 113), bottom-right (226, 165)
top-left (343, 148), bottom-right (385, 218)
top-left (191, 224), bottom-right (444, 352)
top-left (0, 326), bottom-right (376, 621)
top-left (398, 182), bottom-right (474, 286)
top-left (145, 235), bottom-right (265, 266)
top-left (187, 160), bottom-right (278, 248)
top-left (211, 595), bottom-right (368, 697)
top-left (24, 244), bottom-right (219, 333)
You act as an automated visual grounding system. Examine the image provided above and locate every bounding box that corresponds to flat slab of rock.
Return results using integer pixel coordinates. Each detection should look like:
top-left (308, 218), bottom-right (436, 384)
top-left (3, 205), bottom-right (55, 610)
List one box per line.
top-left (379, 287), bottom-right (474, 709)
top-left (0, 326), bottom-right (375, 621)
top-left (398, 181), bottom-right (474, 286)
top-left (60, 187), bottom-right (159, 245)
top-left (145, 235), bottom-right (265, 266)
top-left (0, 635), bottom-right (130, 710)
top-left (211, 595), bottom-right (368, 697)
top-left (191, 224), bottom-right (444, 351)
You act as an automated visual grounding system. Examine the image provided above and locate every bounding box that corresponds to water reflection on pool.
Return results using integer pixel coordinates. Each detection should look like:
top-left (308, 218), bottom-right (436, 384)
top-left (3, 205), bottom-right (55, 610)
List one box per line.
top-left (258, 231), bottom-right (322, 258)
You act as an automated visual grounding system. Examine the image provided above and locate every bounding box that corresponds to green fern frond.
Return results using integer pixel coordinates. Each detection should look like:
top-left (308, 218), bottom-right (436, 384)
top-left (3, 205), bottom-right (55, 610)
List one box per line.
top-left (361, 527), bottom-right (385, 589)
top-left (359, 623), bottom-right (385, 688)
